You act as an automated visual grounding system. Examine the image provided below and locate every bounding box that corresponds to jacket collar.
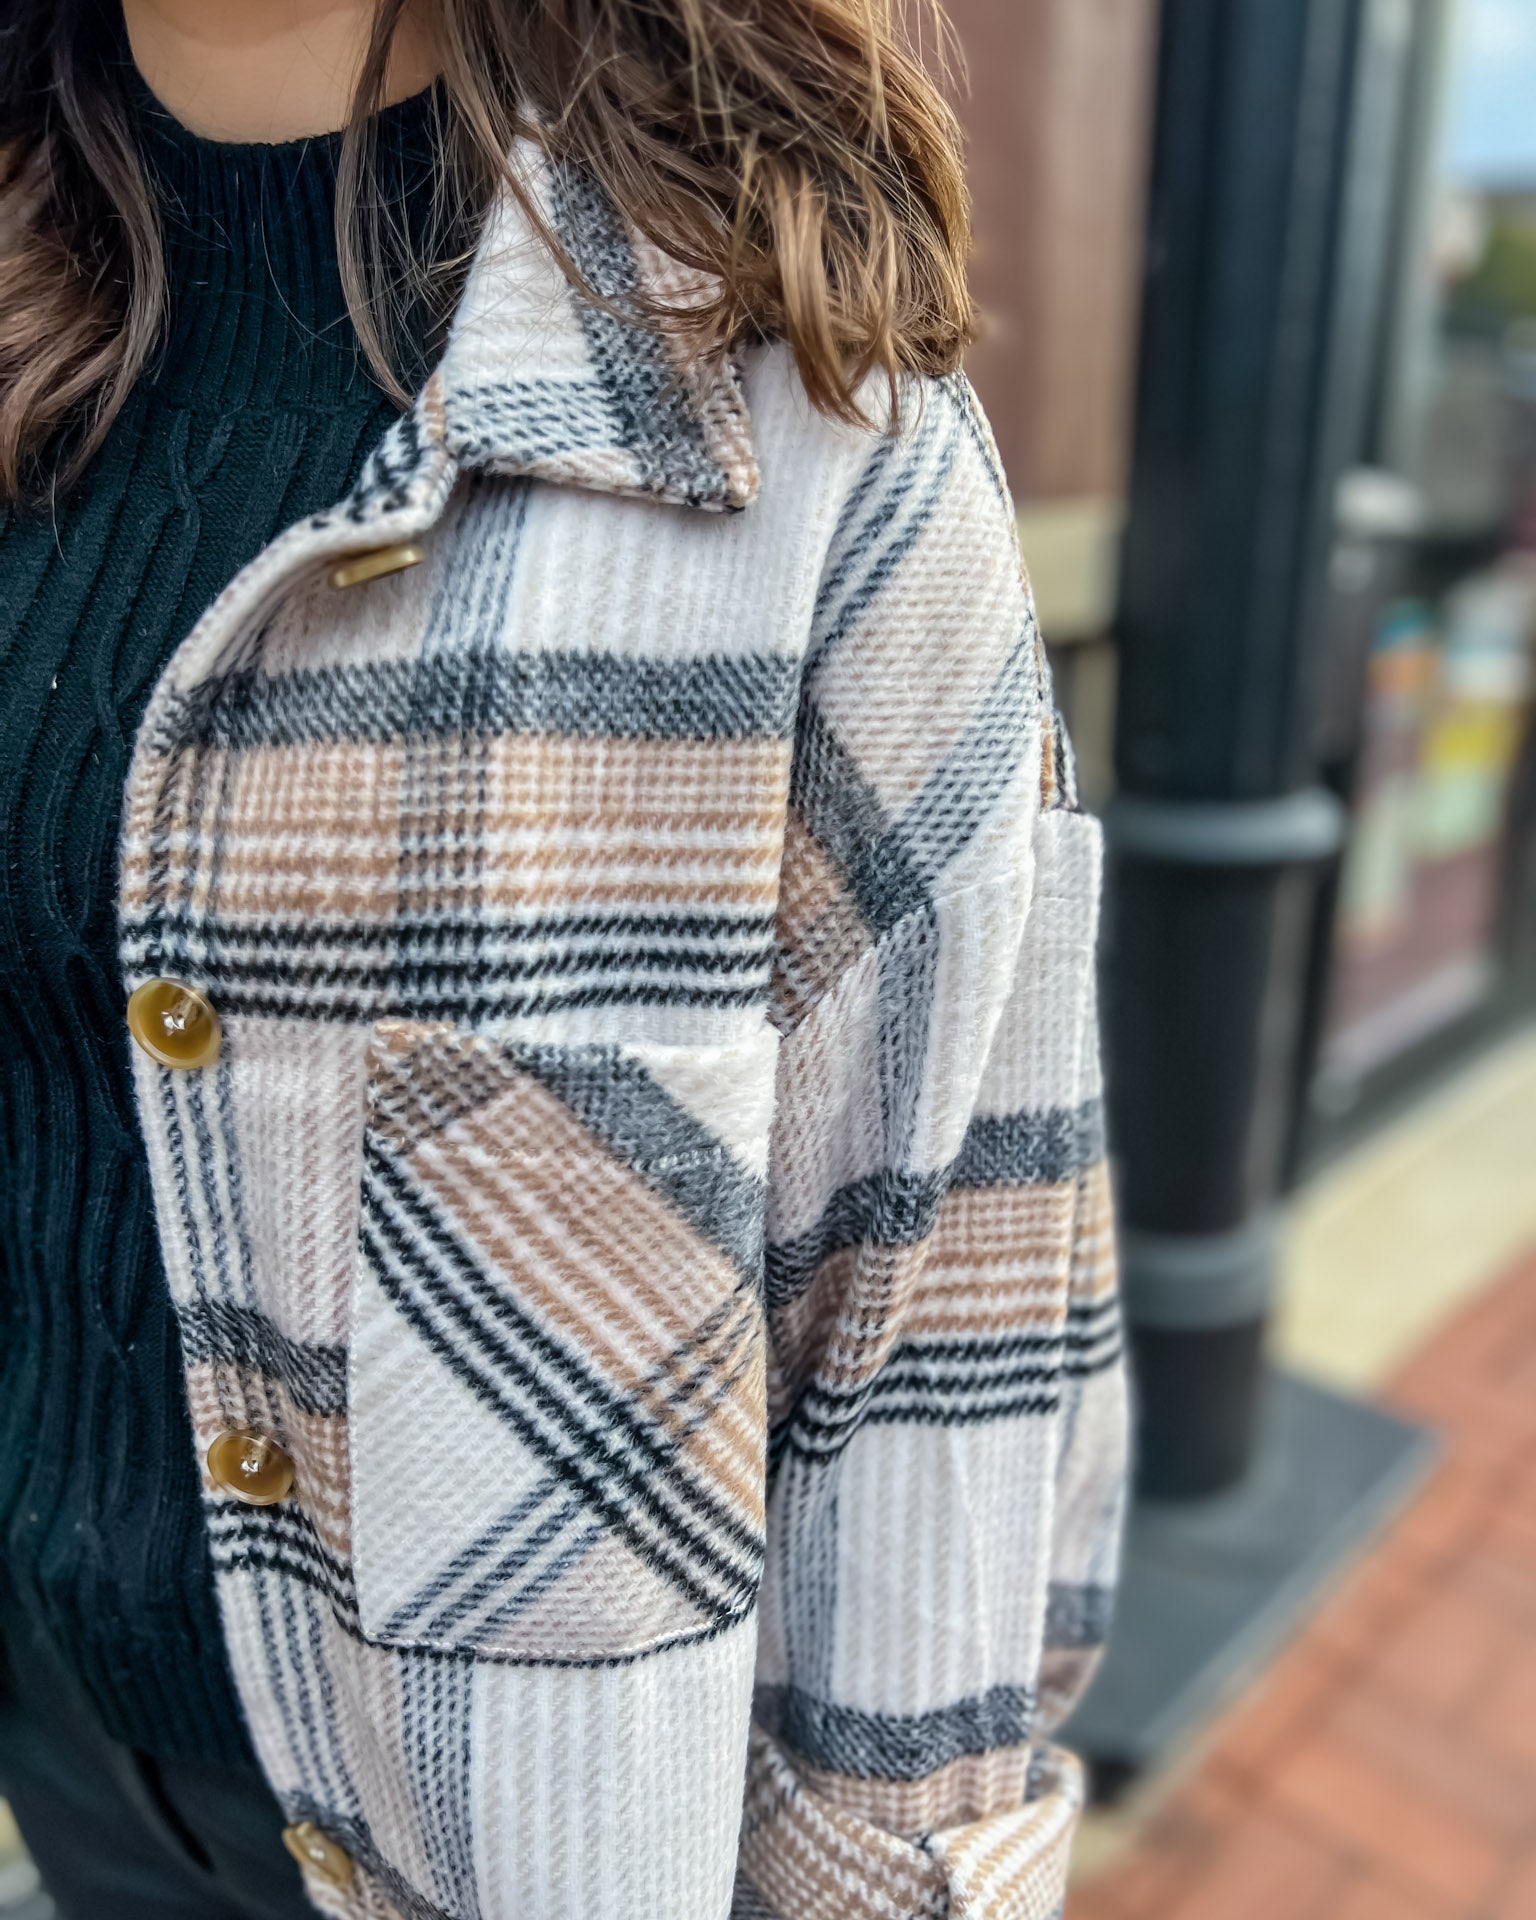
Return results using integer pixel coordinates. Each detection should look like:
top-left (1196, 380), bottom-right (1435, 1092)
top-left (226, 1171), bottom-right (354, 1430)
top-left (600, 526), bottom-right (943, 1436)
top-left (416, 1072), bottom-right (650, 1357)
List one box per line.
top-left (353, 142), bottom-right (760, 522)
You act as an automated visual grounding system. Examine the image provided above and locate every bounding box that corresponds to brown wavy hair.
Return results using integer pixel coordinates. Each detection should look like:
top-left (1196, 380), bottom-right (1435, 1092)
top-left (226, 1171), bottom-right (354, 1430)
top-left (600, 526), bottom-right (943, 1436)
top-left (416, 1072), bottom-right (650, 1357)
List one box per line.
top-left (0, 0), bottom-right (974, 500)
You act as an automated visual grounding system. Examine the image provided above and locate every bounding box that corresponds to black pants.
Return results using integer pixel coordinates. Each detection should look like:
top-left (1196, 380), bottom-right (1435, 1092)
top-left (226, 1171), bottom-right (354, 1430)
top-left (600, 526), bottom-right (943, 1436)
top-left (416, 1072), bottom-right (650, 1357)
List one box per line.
top-left (0, 1619), bottom-right (315, 1920)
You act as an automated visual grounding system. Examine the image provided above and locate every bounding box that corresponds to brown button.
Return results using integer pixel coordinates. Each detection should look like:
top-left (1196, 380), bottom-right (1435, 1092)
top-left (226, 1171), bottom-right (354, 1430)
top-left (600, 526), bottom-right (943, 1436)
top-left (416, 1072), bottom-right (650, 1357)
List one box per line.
top-left (126, 979), bottom-right (221, 1070)
top-left (207, 1430), bottom-right (295, 1507)
top-left (281, 1822), bottom-right (354, 1889)
top-left (328, 542), bottom-right (425, 590)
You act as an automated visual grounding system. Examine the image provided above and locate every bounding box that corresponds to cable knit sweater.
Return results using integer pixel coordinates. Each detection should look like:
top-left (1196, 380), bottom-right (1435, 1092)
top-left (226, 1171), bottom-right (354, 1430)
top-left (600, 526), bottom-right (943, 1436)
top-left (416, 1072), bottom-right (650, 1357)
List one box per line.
top-left (0, 67), bottom-right (435, 1763)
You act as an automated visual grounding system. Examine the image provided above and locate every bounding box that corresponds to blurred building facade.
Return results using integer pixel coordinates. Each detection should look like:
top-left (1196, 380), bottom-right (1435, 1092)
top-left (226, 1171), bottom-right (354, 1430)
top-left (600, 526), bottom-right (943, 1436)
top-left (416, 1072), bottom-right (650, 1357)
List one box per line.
top-left (952, 0), bottom-right (1536, 1149)
top-left (945, 0), bottom-right (1155, 805)
top-left (945, 0), bottom-right (1536, 1789)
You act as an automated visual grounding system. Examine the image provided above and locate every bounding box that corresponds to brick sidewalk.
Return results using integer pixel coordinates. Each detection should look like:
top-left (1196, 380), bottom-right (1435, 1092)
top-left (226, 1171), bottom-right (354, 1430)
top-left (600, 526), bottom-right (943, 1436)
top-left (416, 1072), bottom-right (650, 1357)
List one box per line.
top-left (1070, 1250), bottom-right (1536, 1920)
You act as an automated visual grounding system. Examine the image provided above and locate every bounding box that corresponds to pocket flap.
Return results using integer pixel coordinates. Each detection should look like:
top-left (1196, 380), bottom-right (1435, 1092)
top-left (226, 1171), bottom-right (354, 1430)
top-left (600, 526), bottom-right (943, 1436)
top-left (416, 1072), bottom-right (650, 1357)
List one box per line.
top-left (349, 1024), bottom-right (777, 1661)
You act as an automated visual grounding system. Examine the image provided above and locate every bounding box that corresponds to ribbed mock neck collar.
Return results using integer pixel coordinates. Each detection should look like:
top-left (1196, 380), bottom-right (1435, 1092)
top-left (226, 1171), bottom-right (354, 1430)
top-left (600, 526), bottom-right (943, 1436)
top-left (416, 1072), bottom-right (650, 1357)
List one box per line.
top-left (125, 65), bottom-right (441, 412)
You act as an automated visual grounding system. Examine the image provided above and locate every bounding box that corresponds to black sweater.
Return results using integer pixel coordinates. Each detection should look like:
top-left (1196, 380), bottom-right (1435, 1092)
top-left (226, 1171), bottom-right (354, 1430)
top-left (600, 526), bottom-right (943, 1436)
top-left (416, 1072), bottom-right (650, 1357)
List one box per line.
top-left (0, 69), bottom-right (437, 1763)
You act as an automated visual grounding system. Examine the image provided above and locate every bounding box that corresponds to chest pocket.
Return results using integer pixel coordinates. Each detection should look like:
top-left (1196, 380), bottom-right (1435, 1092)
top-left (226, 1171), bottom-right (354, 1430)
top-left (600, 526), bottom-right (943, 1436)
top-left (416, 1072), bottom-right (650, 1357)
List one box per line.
top-left (346, 1020), bottom-right (775, 1663)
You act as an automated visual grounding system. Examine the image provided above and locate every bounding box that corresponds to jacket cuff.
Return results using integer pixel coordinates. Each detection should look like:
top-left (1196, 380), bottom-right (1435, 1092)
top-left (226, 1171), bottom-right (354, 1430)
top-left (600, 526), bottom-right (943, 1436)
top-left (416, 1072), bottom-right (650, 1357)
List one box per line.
top-left (734, 1728), bottom-right (1084, 1920)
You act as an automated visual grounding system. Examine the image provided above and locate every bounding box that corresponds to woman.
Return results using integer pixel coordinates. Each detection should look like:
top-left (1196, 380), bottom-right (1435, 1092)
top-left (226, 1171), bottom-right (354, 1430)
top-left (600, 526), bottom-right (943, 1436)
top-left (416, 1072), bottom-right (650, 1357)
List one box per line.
top-left (0, 3), bottom-right (1127, 1917)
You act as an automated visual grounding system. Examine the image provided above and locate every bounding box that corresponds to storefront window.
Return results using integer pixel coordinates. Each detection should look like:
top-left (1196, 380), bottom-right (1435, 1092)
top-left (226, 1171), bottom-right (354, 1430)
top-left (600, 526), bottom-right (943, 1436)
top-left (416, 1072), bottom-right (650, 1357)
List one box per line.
top-left (1318, 0), bottom-right (1536, 1102)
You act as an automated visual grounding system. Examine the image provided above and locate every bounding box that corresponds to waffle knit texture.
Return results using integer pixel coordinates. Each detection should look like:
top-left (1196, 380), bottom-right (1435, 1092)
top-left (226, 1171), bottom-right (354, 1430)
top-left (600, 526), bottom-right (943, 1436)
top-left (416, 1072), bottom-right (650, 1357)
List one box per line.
top-left (0, 69), bottom-right (436, 1764)
top-left (118, 142), bottom-right (1129, 1920)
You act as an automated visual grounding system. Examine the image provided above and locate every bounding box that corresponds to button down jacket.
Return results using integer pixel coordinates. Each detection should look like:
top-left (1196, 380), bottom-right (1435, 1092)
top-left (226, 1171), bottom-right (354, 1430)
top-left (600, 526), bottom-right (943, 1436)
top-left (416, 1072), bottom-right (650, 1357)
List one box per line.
top-left (119, 145), bottom-right (1129, 1920)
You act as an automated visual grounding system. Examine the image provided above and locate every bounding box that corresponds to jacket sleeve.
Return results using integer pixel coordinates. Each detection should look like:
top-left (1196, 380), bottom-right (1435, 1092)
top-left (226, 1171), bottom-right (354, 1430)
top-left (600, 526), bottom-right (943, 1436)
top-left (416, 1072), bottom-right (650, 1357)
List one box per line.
top-left (734, 378), bottom-right (1129, 1920)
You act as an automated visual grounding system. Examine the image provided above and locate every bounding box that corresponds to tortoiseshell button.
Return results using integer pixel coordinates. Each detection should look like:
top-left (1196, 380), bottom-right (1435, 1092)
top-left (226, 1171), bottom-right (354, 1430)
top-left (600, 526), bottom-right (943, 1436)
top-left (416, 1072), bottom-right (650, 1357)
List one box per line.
top-left (282, 1822), bottom-right (354, 1889)
top-left (207, 1430), bottom-right (295, 1507)
top-left (328, 543), bottom-right (424, 589)
top-left (126, 980), bottom-right (221, 1070)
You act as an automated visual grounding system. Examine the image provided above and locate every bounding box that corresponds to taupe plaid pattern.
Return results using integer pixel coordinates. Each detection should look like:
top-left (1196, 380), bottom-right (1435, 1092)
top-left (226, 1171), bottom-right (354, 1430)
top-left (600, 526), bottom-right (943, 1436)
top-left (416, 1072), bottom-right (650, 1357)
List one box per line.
top-left (119, 144), bottom-right (1127, 1920)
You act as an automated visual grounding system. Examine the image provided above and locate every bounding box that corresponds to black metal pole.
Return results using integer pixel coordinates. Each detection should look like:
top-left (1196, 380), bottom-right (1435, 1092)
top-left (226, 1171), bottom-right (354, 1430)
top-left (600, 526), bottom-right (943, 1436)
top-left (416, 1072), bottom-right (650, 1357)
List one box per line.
top-left (1106, 0), bottom-right (1374, 1498)
top-left (1068, 4), bottom-right (1442, 1783)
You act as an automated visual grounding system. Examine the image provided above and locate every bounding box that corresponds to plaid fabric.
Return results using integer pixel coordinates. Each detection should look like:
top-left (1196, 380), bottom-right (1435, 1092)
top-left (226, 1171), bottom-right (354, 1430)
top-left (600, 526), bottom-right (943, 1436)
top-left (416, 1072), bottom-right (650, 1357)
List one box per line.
top-left (119, 144), bottom-right (1127, 1920)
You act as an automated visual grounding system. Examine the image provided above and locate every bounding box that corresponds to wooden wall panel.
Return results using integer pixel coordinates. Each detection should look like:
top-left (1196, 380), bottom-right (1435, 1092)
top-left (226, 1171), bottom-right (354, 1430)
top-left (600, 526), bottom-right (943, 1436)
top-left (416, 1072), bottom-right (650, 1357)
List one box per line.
top-left (942, 0), bottom-right (1158, 505)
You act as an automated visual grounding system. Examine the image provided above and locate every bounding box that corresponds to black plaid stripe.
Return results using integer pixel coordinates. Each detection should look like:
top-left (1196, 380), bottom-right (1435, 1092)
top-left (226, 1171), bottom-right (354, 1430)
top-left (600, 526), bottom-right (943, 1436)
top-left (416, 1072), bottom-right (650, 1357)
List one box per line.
top-left (807, 387), bottom-right (967, 678)
top-left (444, 374), bottom-right (629, 473)
top-left (359, 1139), bottom-right (766, 1643)
top-left (757, 1682), bottom-right (1037, 1782)
top-left (785, 1303), bottom-right (1126, 1461)
top-left (379, 1473), bottom-right (597, 1647)
top-left (153, 648), bottom-right (803, 751)
top-left (779, 1307), bottom-right (1122, 1467)
top-left (325, 401), bottom-right (454, 526)
top-left (764, 1099), bottom-right (1106, 1311)
top-left (787, 698), bottom-right (933, 938)
top-left (401, 1657), bottom-right (478, 1911)
top-left (207, 1502), bottom-right (360, 1629)
top-left (125, 928), bottom-right (779, 1026)
top-left (179, 1299), bottom-right (347, 1417)
top-left (549, 161), bottom-right (741, 509)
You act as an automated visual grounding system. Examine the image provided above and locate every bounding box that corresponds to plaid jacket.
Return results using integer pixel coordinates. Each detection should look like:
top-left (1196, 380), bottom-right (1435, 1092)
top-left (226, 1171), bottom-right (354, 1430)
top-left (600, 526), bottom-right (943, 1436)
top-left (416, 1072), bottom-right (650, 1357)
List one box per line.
top-left (119, 148), bottom-right (1127, 1920)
